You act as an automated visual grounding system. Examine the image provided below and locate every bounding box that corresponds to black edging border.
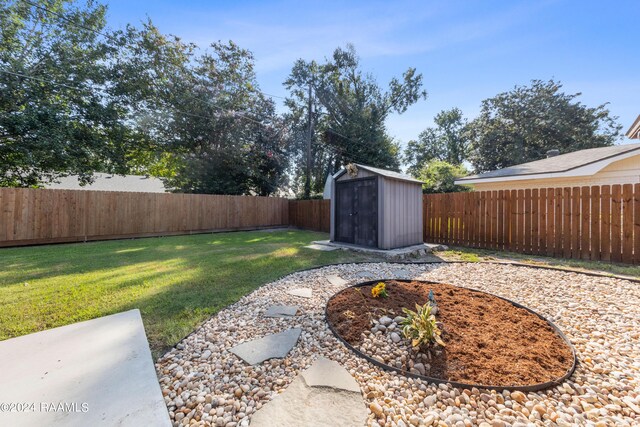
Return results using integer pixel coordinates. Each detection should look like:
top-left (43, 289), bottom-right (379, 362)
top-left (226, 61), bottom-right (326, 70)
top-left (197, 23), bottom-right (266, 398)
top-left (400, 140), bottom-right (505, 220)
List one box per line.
top-left (167, 260), bottom-right (635, 380)
top-left (324, 278), bottom-right (578, 393)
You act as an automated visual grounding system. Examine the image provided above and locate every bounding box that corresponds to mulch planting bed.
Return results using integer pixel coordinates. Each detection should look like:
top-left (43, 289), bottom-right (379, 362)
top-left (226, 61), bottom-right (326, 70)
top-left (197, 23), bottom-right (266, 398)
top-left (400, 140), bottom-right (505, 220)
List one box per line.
top-left (326, 280), bottom-right (575, 388)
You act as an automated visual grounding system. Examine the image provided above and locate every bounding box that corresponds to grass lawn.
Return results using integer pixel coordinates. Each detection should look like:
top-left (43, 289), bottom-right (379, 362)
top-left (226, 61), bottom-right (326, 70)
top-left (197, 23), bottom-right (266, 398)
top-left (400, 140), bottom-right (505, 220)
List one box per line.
top-left (0, 230), bottom-right (380, 358)
top-left (2, 230), bottom-right (636, 360)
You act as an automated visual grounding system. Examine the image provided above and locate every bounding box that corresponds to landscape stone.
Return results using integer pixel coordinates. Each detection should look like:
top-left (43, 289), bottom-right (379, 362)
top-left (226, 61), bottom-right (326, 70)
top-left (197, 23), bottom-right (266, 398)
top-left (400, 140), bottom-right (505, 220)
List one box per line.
top-left (286, 288), bottom-right (312, 298)
top-left (264, 305), bottom-right (298, 318)
top-left (230, 328), bottom-right (301, 365)
top-left (391, 268), bottom-right (411, 278)
top-left (326, 274), bottom-right (348, 286)
top-left (300, 357), bottom-right (361, 392)
top-left (250, 358), bottom-right (366, 427)
top-left (355, 270), bottom-right (374, 278)
top-left (379, 316), bottom-right (393, 326)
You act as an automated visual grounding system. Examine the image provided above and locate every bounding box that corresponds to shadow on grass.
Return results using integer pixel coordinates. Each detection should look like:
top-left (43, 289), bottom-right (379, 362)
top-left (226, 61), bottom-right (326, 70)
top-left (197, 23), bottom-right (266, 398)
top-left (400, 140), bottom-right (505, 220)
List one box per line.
top-left (0, 230), bottom-right (377, 358)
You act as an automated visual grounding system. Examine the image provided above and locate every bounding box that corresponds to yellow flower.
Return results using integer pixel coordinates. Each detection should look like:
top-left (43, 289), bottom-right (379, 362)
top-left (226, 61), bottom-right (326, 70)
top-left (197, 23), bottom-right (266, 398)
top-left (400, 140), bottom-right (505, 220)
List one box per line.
top-left (371, 282), bottom-right (388, 298)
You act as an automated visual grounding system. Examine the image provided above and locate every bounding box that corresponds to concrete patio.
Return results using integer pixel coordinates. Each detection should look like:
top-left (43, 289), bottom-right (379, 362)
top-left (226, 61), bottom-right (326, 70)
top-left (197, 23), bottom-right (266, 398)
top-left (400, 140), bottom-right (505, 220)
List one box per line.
top-left (0, 310), bottom-right (170, 427)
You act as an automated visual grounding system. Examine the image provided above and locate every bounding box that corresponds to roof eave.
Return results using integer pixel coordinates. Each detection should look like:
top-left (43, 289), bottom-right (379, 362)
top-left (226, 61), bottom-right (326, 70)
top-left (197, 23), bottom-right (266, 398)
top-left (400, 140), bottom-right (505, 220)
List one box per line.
top-left (626, 115), bottom-right (640, 139)
top-left (454, 148), bottom-right (640, 185)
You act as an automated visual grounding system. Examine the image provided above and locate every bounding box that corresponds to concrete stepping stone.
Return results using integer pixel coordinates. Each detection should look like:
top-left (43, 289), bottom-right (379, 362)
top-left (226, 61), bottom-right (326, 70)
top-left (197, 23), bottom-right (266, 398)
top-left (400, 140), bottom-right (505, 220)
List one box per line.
top-left (230, 328), bottom-right (301, 365)
top-left (300, 356), bottom-right (361, 392)
top-left (264, 305), bottom-right (299, 318)
top-left (355, 270), bottom-right (375, 278)
top-left (391, 268), bottom-right (411, 278)
top-left (250, 357), bottom-right (366, 427)
top-left (304, 243), bottom-right (338, 251)
top-left (287, 288), bottom-right (313, 298)
top-left (326, 274), bottom-right (348, 286)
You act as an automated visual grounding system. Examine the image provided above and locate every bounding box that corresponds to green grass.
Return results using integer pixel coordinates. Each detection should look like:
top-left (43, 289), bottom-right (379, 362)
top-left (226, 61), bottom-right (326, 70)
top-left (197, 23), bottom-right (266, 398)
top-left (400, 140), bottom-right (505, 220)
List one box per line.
top-left (0, 230), bottom-right (379, 358)
top-left (437, 247), bottom-right (640, 278)
top-left (3, 231), bottom-right (636, 360)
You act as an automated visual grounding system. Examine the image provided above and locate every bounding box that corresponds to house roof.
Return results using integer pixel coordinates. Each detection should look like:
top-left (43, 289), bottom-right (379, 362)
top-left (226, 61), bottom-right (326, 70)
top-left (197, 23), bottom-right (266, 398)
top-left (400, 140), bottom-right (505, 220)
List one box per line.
top-left (626, 114), bottom-right (640, 139)
top-left (45, 173), bottom-right (168, 193)
top-left (333, 163), bottom-right (423, 184)
top-left (456, 143), bottom-right (640, 184)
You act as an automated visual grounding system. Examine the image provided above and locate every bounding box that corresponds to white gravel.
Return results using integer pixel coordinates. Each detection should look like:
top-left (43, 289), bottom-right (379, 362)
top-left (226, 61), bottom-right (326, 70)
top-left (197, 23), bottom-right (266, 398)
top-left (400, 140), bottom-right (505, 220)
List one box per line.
top-left (155, 262), bottom-right (640, 427)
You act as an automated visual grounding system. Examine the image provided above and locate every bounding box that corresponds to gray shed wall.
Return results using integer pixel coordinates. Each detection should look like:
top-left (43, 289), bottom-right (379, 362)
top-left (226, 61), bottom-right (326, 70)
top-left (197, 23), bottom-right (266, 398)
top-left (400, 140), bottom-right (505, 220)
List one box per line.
top-left (378, 178), bottom-right (423, 249)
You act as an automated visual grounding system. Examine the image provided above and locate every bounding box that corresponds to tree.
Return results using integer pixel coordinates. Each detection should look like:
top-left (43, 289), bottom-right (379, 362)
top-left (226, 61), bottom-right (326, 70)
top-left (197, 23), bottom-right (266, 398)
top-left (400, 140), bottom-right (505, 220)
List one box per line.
top-left (404, 108), bottom-right (468, 175)
top-left (416, 160), bottom-right (470, 194)
top-left (1, 0), bottom-right (288, 194)
top-left (132, 38), bottom-right (288, 195)
top-left (284, 44), bottom-right (427, 197)
top-left (0, 0), bottom-right (145, 187)
top-left (467, 79), bottom-right (623, 173)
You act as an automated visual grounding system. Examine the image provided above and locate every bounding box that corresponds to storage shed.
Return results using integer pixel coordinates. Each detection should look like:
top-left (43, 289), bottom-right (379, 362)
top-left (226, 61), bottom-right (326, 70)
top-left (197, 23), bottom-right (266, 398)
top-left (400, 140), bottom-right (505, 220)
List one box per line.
top-left (330, 164), bottom-right (424, 249)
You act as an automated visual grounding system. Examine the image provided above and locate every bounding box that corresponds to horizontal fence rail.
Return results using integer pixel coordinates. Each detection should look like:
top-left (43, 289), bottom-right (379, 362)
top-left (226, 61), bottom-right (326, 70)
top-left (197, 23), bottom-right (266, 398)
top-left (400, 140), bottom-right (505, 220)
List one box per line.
top-left (423, 184), bottom-right (640, 264)
top-left (0, 188), bottom-right (289, 247)
top-left (288, 199), bottom-right (330, 232)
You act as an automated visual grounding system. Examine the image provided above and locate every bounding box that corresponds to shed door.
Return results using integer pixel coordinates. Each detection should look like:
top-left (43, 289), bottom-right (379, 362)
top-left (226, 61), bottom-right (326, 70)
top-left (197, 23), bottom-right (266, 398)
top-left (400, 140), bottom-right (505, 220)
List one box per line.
top-left (335, 177), bottom-right (378, 247)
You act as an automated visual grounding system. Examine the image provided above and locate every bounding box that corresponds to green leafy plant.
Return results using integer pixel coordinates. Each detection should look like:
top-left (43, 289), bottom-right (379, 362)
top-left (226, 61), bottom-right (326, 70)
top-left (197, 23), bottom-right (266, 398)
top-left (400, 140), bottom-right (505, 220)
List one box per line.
top-left (400, 303), bottom-right (445, 348)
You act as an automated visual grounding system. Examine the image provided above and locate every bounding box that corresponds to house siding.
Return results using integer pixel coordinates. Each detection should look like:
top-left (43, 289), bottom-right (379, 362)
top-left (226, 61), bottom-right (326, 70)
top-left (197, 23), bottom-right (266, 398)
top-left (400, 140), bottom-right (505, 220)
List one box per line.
top-left (468, 153), bottom-right (640, 192)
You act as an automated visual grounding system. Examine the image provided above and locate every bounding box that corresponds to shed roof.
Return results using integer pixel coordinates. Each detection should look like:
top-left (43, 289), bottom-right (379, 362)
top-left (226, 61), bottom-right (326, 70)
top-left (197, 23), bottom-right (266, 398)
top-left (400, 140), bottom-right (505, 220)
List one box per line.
top-left (45, 173), bottom-right (168, 193)
top-left (457, 143), bottom-right (640, 184)
top-left (333, 163), bottom-right (423, 184)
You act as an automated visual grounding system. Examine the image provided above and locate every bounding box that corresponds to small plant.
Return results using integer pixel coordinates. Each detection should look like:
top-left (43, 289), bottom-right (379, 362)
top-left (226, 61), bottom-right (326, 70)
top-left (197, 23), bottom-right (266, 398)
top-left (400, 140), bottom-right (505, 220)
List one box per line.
top-left (400, 303), bottom-right (445, 348)
top-left (371, 282), bottom-right (388, 298)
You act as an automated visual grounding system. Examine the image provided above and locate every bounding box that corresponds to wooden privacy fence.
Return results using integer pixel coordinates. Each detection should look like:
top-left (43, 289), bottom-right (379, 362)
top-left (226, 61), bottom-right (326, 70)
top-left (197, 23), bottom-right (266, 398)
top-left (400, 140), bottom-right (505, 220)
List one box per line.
top-left (288, 199), bottom-right (330, 232)
top-left (0, 188), bottom-right (289, 247)
top-left (423, 184), bottom-right (640, 264)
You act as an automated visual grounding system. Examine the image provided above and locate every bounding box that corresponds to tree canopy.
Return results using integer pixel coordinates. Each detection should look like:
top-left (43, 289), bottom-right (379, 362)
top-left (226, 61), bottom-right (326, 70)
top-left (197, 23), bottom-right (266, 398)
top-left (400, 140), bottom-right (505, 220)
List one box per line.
top-left (0, 0), bottom-right (141, 187)
top-left (283, 44), bottom-right (427, 198)
top-left (0, 0), bottom-right (288, 195)
top-left (416, 160), bottom-right (470, 194)
top-left (404, 108), bottom-right (469, 176)
top-left (467, 79), bottom-right (622, 172)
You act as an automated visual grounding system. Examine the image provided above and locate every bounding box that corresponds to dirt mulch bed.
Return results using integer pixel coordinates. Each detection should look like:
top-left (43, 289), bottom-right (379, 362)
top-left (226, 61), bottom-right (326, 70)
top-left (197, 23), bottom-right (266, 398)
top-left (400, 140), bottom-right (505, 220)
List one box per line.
top-left (326, 280), bottom-right (575, 387)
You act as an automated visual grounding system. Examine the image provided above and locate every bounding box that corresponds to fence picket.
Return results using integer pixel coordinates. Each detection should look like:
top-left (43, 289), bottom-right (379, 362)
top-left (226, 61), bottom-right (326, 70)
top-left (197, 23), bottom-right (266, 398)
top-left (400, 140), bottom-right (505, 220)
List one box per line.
top-left (622, 184), bottom-right (634, 263)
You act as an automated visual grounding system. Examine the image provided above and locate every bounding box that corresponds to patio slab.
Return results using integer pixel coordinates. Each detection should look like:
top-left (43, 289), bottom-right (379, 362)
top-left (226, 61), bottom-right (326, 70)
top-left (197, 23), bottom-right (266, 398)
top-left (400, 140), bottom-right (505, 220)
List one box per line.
top-left (230, 328), bottom-right (301, 365)
top-left (0, 309), bottom-right (170, 427)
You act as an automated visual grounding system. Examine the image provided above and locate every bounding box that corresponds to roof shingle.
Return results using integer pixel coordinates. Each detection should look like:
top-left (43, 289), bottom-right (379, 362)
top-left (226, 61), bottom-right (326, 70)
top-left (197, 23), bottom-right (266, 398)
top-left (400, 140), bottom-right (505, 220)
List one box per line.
top-left (458, 143), bottom-right (640, 181)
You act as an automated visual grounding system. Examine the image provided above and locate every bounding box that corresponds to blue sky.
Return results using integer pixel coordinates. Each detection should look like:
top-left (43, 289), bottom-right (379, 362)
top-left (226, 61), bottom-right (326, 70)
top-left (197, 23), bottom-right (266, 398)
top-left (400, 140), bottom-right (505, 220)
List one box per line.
top-left (105, 0), bottom-right (639, 148)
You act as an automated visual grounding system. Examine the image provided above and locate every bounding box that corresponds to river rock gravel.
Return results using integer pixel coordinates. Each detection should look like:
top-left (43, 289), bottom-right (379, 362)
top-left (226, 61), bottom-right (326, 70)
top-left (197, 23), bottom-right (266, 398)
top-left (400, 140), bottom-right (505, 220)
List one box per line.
top-left (155, 262), bottom-right (640, 427)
